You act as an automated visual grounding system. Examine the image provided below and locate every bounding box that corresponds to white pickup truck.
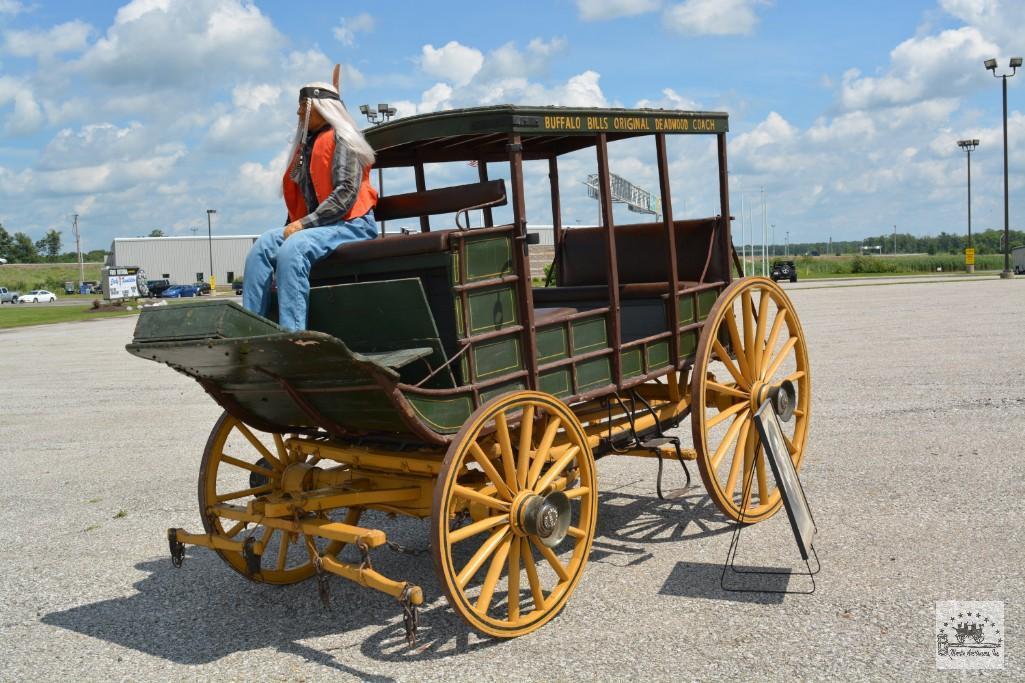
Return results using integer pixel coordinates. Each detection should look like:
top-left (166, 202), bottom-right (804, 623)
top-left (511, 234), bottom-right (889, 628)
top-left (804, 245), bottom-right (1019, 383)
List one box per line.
top-left (0, 286), bottom-right (21, 304)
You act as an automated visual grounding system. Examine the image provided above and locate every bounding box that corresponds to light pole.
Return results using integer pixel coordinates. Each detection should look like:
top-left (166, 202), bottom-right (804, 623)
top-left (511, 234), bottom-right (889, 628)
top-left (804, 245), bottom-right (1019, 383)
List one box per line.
top-left (957, 138), bottom-right (979, 272)
top-left (206, 209), bottom-right (216, 291)
top-left (359, 104), bottom-right (397, 235)
top-left (785, 230), bottom-right (789, 257)
top-left (985, 57), bottom-right (1022, 278)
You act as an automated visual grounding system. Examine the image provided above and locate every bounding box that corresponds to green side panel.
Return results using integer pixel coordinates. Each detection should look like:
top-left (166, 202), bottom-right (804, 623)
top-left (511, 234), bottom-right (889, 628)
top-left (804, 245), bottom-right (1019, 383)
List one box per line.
top-left (464, 236), bottom-right (513, 281)
top-left (677, 295), bottom-right (695, 325)
top-left (454, 296), bottom-right (465, 336)
top-left (621, 348), bottom-right (643, 378)
top-left (646, 341), bottom-right (670, 369)
top-left (313, 251), bottom-right (451, 281)
top-left (536, 325), bottom-right (568, 363)
top-left (307, 278), bottom-right (453, 387)
top-left (571, 317), bottom-right (608, 354)
top-left (473, 336), bottom-right (522, 379)
top-left (538, 368), bottom-right (572, 398)
top-left (577, 356), bottom-right (611, 391)
top-left (697, 289), bottom-right (718, 319)
top-left (467, 286), bottom-right (518, 334)
top-left (132, 300), bottom-right (281, 342)
top-left (407, 394), bottom-right (474, 433)
top-left (679, 330), bottom-right (698, 358)
top-left (480, 379), bottom-right (527, 404)
top-left (308, 390), bottom-right (408, 432)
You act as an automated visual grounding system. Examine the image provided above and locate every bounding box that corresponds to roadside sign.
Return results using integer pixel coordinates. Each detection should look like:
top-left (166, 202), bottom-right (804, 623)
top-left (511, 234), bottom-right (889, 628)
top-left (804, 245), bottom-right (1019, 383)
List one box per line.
top-left (965, 247), bottom-right (975, 266)
top-left (102, 266), bottom-right (142, 300)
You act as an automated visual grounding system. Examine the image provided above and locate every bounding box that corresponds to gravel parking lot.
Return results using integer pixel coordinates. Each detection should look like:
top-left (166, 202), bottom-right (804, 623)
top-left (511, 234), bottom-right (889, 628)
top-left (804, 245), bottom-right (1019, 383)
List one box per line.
top-left (1, 277), bottom-right (1022, 681)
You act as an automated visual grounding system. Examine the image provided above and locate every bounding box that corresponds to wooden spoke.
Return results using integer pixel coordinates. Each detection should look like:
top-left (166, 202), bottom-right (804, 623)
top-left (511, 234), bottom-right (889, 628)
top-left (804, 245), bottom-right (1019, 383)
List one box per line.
top-left (214, 484), bottom-right (272, 503)
top-left (476, 536), bottom-right (512, 613)
top-left (712, 339), bottom-right (750, 390)
top-left (563, 486), bottom-right (590, 499)
top-left (457, 528), bottom-right (510, 589)
top-left (452, 484), bottom-right (511, 512)
top-left (275, 531), bottom-right (290, 571)
top-left (706, 381), bottom-right (749, 399)
top-left (526, 416), bottom-right (562, 488)
top-left (566, 525), bottom-right (586, 539)
top-left (783, 431), bottom-right (802, 456)
top-left (507, 537), bottom-right (521, 621)
top-left (742, 289), bottom-right (756, 377)
top-left (760, 307), bottom-right (789, 378)
top-left (449, 514), bottom-right (507, 544)
top-left (710, 409), bottom-right (749, 470)
top-left (534, 446), bottom-right (580, 494)
top-left (784, 370), bottom-right (806, 383)
top-left (740, 429), bottom-right (757, 509)
top-left (532, 539), bottom-right (570, 582)
top-left (762, 336), bottom-right (798, 382)
top-left (723, 419), bottom-right (750, 495)
top-left (522, 537), bottom-right (546, 611)
top-left (755, 288), bottom-right (771, 376)
top-left (495, 412), bottom-right (517, 489)
top-left (724, 309), bottom-right (753, 381)
top-left (234, 421), bottom-right (282, 469)
top-left (219, 454), bottom-right (274, 477)
top-left (755, 446), bottom-right (769, 504)
top-left (272, 433), bottom-right (289, 467)
top-left (704, 400), bottom-right (747, 430)
top-left (469, 443), bottom-right (514, 501)
top-left (516, 404), bottom-right (535, 490)
top-left (224, 521), bottom-right (246, 538)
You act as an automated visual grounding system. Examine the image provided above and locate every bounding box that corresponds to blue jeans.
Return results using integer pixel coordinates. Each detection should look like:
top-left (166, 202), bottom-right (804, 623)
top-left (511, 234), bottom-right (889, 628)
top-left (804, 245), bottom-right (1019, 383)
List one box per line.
top-left (242, 213), bottom-right (377, 331)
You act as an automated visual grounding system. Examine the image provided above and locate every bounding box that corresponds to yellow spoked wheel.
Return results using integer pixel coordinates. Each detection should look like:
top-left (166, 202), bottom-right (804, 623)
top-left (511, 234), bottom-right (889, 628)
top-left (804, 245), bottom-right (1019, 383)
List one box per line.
top-left (691, 277), bottom-right (811, 523)
top-left (198, 412), bottom-right (359, 584)
top-left (431, 391), bottom-right (597, 638)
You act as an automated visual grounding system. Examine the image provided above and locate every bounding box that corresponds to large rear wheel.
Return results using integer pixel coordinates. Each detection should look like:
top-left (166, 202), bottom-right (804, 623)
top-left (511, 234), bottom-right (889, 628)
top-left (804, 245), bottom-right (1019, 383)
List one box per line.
top-left (691, 277), bottom-right (811, 523)
top-left (432, 391), bottom-right (597, 638)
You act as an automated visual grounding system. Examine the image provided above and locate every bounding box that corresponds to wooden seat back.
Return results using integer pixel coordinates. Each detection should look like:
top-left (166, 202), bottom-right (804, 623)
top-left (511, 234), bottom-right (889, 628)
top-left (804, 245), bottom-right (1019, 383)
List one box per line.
top-left (374, 179), bottom-right (507, 223)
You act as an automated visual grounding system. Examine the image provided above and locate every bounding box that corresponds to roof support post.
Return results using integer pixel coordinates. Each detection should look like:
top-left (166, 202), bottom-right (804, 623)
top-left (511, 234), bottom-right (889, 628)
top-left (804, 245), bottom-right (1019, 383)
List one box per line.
top-left (414, 157), bottom-right (429, 232)
top-left (655, 133), bottom-right (680, 370)
top-left (476, 155), bottom-right (494, 227)
top-left (716, 132), bottom-right (733, 283)
top-left (548, 155), bottom-right (563, 286)
top-left (595, 133), bottom-right (622, 388)
top-left (508, 134), bottom-right (539, 389)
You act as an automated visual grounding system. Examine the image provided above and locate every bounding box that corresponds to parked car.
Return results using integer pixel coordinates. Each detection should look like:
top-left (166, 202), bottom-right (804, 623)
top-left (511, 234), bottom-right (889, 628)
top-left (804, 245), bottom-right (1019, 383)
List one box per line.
top-left (146, 279), bottom-right (173, 298)
top-left (193, 281), bottom-right (212, 295)
top-left (18, 289), bottom-right (57, 303)
top-left (232, 280), bottom-right (244, 295)
top-left (770, 260), bottom-right (798, 283)
top-left (161, 284), bottom-right (199, 298)
top-left (0, 286), bottom-right (20, 304)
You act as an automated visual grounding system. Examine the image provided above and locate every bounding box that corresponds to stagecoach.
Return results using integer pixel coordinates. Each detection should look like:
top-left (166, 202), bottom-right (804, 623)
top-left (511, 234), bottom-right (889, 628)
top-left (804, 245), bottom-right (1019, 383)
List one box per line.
top-left (127, 105), bottom-right (811, 642)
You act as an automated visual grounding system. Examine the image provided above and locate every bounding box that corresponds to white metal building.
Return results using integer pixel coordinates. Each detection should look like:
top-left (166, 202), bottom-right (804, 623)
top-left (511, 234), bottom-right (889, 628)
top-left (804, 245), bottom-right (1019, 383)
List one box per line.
top-left (107, 235), bottom-right (258, 286)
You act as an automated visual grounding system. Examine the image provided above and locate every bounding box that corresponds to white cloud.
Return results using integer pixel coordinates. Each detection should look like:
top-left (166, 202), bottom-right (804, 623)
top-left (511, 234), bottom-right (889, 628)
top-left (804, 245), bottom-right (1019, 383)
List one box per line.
top-left (636, 87), bottom-right (700, 110)
top-left (941, 0), bottom-right (1025, 53)
top-left (663, 0), bottom-right (765, 35)
top-left (419, 83), bottom-right (454, 113)
top-left (3, 20), bottom-right (93, 59)
top-left (839, 27), bottom-right (998, 111)
top-left (576, 0), bottom-right (661, 21)
top-left (420, 41), bottom-right (484, 86)
top-left (74, 0), bottom-right (283, 88)
top-left (479, 37), bottom-right (566, 80)
top-left (0, 0), bottom-right (27, 15)
top-left (333, 12), bottom-right (374, 46)
top-left (0, 80), bottom-right (43, 135)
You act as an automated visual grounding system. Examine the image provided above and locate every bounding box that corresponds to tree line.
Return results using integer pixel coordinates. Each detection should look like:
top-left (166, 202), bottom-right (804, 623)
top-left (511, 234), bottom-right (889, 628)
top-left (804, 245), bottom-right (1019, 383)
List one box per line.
top-left (782, 228), bottom-right (1024, 256)
top-left (0, 225), bottom-right (166, 263)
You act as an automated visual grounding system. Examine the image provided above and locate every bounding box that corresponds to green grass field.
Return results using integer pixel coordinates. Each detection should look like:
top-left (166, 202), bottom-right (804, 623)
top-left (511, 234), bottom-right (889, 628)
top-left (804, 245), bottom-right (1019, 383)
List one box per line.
top-left (0, 262), bottom-right (105, 293)
top-left (740, 253), bottom-right (1003, 279)
top-left (0, 304), bottom-right (139, 329)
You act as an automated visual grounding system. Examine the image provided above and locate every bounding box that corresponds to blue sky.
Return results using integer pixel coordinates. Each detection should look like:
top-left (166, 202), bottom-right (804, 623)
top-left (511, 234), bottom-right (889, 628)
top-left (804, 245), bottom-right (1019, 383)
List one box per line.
top-left (0, 0), bottom-right (1022, 251)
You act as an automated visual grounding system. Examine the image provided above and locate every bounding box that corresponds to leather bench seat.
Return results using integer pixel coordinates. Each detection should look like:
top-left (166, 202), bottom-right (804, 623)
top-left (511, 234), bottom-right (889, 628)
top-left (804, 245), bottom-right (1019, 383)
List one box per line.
top-left (533, 281), bottom-right (719, 304)
top-left (322, 229), bottom-right (451, 265)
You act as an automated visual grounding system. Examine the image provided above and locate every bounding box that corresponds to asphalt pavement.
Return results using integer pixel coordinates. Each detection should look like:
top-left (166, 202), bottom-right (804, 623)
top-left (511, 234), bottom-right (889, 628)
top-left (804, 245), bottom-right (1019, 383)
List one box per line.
top-left (0, 276), bottom-right (1022, 681)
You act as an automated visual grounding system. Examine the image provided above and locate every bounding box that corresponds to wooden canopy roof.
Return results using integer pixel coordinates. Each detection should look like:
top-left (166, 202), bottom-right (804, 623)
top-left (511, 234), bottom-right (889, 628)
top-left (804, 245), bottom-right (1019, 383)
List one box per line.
top-left (363, 105), bottom-right (730, 168)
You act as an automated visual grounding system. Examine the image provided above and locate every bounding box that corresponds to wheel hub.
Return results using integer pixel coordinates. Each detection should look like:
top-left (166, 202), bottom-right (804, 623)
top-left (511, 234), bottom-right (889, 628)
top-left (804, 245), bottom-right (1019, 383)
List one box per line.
top-left (281, 462), bottom-right (316, 494)
top-left (510, 490), bottom-right (571, 547)
top-left (749, 378), bottom-right (796, 422)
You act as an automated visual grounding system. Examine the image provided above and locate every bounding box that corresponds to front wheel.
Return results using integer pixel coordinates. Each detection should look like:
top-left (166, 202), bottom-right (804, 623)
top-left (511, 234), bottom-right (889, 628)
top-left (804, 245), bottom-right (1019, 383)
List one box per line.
top-left (432, 391), bottom-right (597, 638)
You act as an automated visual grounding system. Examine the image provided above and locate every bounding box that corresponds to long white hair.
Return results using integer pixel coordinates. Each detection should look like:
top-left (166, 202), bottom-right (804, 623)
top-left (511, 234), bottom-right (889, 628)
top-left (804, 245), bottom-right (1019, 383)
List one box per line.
top-left (284, 81), bottom-right (375, 182)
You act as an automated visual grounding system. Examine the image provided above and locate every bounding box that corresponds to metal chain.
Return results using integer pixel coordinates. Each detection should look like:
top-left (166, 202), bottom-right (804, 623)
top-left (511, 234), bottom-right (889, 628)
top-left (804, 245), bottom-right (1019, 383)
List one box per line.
top-left (399, 585), bottom-right (420, 646)
top-left (386, 541), bottom-right (430, 557)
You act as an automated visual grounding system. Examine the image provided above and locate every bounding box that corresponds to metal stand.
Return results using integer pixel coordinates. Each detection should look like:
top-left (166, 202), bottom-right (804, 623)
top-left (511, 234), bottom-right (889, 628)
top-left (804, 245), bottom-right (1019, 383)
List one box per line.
top-left (720, 446), bottom-right (820, 594)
